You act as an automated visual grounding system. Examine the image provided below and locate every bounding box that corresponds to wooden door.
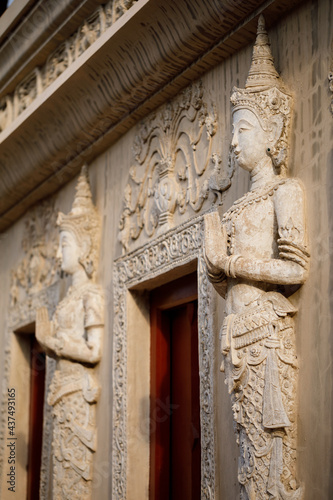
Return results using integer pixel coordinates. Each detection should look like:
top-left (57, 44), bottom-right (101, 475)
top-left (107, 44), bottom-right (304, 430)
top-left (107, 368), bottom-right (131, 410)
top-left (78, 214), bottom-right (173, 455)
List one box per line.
top-left (150, 272), bottom-right (201, 500)
top-left (27, 336), bottom-right (46, 500)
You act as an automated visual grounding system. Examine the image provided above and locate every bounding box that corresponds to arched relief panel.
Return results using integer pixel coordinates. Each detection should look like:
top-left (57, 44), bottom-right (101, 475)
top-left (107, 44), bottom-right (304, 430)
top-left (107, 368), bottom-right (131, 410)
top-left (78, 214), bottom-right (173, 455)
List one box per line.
top-left (112, 216), bottom-right (218, 499)
top-left (118, 80), bottom-right (234, 254)
top-left (0, 199), bottom-right (61, 500)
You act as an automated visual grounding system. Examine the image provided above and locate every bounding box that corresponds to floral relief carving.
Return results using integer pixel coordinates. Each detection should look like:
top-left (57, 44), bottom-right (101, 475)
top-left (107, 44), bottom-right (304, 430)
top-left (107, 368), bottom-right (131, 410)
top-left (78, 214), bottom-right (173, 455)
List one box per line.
top-left (75, 7), bottom-right (106, 59)
top-left (204, 17), bottom-right (309, 499)
top-left (119, 81), bottom-right (233, 253)
top-left (9, 200), bottom-right (60, 312)
top-left (14, 69), bottom-right (42, 117)
top-left (197, 254), bottom-right (218, 499)
top-left (0, 0), bottom-right (138, 132)
top-left (44, 42), bottom-right (72, 87)
top-left (0, 95), bottom-right (13, 133)
top-left (113, 216), bottom-right (218, 499)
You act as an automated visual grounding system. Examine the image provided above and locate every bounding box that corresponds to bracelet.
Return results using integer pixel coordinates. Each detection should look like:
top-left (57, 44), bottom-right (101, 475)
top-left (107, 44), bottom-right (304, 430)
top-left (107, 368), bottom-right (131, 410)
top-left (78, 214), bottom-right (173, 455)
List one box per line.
top-left (225, 255), bottom-right (242, 278)
top-left (206, 269), bottom-right (226, 283)
top-left (55, 337), bottom-right (65, 355)
top-left (225, 256), bottom-right (232, 277)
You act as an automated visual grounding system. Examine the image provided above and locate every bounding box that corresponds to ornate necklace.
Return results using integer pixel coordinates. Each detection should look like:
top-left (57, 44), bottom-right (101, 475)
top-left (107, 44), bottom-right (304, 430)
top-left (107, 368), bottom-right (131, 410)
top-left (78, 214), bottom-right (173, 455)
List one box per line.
top-left (222, 177), bottom-right (286, 255)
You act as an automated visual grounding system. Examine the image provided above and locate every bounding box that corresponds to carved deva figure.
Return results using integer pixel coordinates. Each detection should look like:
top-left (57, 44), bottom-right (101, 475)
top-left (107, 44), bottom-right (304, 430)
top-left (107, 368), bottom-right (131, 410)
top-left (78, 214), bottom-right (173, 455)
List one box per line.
top-left (36, 166), bottom-right (104, 499)
top-left (204, 16), bottom-right (309, 500)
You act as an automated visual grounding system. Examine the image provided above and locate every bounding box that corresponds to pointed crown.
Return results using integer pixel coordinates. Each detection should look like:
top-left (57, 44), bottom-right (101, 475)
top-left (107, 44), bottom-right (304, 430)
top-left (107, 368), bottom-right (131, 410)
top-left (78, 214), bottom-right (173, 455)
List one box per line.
top-left (57, 165), bottom-right (101, 278)
top-left (245, 15), bottom-right (279, 89)
top-left (230, 15), bottom-right (292, 170)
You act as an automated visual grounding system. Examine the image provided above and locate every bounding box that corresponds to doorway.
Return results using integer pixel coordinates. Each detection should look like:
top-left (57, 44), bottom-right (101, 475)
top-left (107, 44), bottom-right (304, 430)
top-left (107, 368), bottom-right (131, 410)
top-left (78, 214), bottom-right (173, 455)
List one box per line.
top-left (14, 325), bottom-right (46, 500)
top-left (149, 272), bottom-right (200, 500)
top-left (27, 336), bottom-right (46, 500)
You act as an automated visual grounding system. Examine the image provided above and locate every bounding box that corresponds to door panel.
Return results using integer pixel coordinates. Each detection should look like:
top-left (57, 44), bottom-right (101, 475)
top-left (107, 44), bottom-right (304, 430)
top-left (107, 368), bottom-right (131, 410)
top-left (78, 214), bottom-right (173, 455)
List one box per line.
top-left (27, 337), bottom-right (46, 500)
top-left (150, 273), bottom-right (200, 500)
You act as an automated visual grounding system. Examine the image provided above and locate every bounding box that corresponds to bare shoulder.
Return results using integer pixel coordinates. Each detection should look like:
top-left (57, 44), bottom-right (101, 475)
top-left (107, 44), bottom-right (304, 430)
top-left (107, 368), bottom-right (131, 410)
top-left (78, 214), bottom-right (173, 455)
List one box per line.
top-left (273, 178), bottom-right (305, 212)
top-left (273, 177), bottom-right (307, 236)
top-left (82, 282), bottom-right (104, 299)
top-left (274, 177), bottom-right (305, 198)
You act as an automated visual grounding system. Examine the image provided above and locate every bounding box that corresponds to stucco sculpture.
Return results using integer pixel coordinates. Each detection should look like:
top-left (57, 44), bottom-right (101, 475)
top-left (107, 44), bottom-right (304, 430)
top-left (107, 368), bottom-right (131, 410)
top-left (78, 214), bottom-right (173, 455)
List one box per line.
top-left (36, 166), bottom-right (104, 499)
top-left (204, 16), bottom-right (309, 499)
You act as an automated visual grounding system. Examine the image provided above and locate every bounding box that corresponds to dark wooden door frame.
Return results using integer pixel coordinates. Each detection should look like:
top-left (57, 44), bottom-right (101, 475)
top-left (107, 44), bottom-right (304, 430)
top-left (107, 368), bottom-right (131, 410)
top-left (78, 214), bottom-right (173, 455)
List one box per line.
top-left (149, 272), bottom-right (200, 500)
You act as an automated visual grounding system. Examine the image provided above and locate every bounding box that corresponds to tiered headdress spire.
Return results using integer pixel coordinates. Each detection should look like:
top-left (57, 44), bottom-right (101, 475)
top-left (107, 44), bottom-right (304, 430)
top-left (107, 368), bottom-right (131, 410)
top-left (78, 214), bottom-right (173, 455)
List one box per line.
top-left (245, 15), bottom-right (280, 89)
top-left (231, 15), bottom-right (292, 170)
top-left (57, 165), bottom-right (100, 278)
top-left (71, 165), bottom-right (95, 214)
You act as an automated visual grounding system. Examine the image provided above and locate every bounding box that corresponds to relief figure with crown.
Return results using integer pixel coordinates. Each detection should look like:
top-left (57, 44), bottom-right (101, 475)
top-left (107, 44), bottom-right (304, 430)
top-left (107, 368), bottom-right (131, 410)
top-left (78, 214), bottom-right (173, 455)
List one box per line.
top-left (204, 16), bottom-right (309, 500)
top-left (36, 167), bottom-right (104, 500)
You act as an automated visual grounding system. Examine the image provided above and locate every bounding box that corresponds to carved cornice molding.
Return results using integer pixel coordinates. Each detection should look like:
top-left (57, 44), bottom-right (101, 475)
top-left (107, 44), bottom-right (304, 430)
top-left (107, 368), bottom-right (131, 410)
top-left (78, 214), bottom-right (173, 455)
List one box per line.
top-left (0, 0), bottom-right (107, 95)
top-left (0, 0), bottom-right (138, 131)
top-left (113, 216), bottom-right (218, 499)
top-left (119, 80), bottom-right (234, 253)
top-left (0, 0), bottom-right (305, 232)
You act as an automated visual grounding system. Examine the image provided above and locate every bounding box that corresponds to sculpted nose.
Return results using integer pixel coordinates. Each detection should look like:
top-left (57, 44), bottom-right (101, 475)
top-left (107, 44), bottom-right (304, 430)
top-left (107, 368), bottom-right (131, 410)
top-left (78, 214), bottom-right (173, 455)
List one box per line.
top-left (231, 131), bottom-right (238, 149)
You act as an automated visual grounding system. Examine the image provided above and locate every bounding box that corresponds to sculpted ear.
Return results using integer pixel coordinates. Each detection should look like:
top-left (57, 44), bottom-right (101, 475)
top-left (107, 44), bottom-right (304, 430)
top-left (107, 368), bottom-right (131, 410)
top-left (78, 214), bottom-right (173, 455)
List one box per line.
top-left (268, 116), bottom-right (284, 145)
top-left (80, 238), bottom-right (91, 260)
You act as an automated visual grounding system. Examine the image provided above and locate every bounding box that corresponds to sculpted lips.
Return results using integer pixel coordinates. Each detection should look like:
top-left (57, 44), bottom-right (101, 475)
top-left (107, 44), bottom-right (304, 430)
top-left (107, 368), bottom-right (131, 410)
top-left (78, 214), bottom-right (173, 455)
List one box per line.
top-left (233, 146), bottom-right (240, 157)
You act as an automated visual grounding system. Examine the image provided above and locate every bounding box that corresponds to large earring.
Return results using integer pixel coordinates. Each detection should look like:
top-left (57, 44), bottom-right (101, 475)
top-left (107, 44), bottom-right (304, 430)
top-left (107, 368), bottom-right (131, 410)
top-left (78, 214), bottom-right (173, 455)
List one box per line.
top-left (79, 255), bottom-right (93, 278)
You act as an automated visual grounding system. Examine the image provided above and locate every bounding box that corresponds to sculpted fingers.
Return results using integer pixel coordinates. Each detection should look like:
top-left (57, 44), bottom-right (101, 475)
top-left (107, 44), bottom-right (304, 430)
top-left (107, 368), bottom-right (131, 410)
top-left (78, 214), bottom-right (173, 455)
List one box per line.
top-left (204, 212), bottom-right (227, 275)
top-left (37, 306), bottom-right (49, 323)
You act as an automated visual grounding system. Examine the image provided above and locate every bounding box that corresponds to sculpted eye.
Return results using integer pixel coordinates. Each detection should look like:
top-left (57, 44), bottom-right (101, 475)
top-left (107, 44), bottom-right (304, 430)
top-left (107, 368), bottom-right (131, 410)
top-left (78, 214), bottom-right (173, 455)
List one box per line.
top-left (237, 121), bottom-right (252, 133)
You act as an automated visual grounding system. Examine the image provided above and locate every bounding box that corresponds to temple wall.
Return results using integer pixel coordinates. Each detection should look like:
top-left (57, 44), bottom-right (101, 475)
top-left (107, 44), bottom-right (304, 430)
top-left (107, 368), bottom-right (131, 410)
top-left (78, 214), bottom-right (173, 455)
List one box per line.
top-left (0, 0), bottom-right (332, 498)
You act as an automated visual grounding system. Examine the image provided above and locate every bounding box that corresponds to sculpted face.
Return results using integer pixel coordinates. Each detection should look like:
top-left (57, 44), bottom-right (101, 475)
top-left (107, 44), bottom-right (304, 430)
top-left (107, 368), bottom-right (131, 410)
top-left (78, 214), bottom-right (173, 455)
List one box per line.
top-left (231, 109), bottom-right (270, 172)
top-left (57, 230), bottom-right (81, 275)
